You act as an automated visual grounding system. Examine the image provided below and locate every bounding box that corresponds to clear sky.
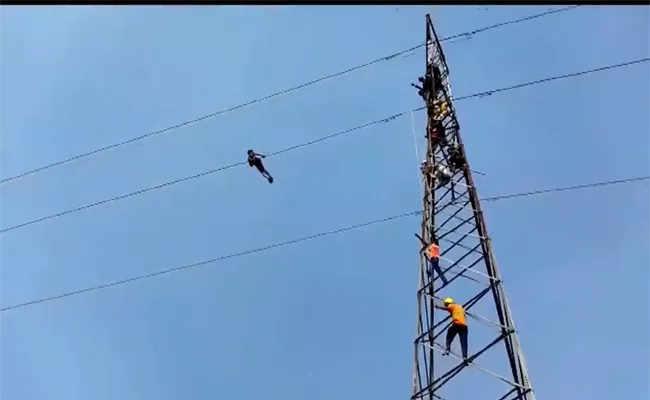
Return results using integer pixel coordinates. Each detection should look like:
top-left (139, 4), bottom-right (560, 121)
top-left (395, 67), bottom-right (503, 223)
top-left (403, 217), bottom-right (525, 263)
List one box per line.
top-left (1, 5), bottom-right (648, 400)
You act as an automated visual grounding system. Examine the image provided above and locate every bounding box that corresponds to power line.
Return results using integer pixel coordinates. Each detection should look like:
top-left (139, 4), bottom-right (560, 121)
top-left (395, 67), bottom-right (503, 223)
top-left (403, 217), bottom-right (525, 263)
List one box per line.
top-left (0, 6), bottom-right (582, 185)
top-left (454, 58), bottom-right (649, 101)
top-left (482, 176), bottom-right (649, 202)
top-left (0, 113), bottom-right (415, 233)
top-left (1, 57), bottom-right (646, 234)
top-left (1, 175), bottom-right (647, 313)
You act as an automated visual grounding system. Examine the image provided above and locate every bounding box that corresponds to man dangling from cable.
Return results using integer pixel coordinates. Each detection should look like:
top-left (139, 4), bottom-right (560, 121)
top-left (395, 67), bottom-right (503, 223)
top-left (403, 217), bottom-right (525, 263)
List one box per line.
top-left (436, 297), bottom-right (469, 361)
top-left (247, 150), bottom-right (274, 184)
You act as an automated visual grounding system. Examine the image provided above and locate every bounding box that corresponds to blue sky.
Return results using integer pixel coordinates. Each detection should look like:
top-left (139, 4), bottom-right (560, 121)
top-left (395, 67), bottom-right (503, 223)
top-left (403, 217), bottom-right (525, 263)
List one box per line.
top-left (1, 5), bottom-right (648, 400)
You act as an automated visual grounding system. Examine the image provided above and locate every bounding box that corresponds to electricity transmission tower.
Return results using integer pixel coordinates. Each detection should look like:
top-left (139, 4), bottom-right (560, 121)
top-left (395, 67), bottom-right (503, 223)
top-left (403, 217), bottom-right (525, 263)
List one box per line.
top-left (410, 15), bottom-right (535, 400)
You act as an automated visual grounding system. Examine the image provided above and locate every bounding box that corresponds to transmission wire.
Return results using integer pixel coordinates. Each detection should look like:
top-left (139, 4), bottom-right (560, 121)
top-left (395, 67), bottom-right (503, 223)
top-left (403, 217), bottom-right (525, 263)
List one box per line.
top-left (1, 57), bottom-right (646, 234)
top-left (1, 175), bottom-right (647, 313)
top-left (0, 6), bottom-right (582, 185)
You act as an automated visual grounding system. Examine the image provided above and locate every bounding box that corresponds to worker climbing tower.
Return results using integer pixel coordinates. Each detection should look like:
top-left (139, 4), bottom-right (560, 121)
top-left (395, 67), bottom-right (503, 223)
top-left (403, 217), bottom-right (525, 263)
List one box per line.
top-left (410, 15), bottom-right (536, 400)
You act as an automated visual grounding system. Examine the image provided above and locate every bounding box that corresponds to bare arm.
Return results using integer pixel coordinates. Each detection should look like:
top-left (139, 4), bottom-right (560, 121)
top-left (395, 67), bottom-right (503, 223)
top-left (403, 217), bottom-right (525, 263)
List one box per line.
top-left (432, 297), bottom-right (449, 310)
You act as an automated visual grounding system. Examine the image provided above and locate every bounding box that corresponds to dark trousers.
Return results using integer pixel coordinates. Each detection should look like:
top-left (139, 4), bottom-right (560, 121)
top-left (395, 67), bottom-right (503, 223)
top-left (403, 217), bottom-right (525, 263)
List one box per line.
top-left (428, 258), bottom-right (448, 285)
top-left (254, 162), bottom-right (271, 177)
top-left (446, 323), bottom-right (468, 358)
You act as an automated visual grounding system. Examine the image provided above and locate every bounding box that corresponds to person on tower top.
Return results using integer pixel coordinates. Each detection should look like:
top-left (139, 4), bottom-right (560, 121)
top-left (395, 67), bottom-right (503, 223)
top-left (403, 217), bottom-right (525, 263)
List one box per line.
top-left (431, 65), bottom-right (442, 95)
top-left (411, 74), bottom-right (431, 102)
top-left (412, 66), bottom-right (444, 104)
top-left (449, 146), bottom-right (466, 171)
top-left (421, 159), bottom-right (432, 174)
top-left (413, 66), bottom-right (443, 99)
top-left (434, 164), bottom-right (452, 188)
top-left (421, 160), bottom-right (435, 188)
top-left (247, 149), bottom-right (274, 184)
top-left (432, 100), bottom-right (449, 121)
top-left (436, 297), bottom-right (469, 361)
top-left (430, 119), bottom-right (446, 148)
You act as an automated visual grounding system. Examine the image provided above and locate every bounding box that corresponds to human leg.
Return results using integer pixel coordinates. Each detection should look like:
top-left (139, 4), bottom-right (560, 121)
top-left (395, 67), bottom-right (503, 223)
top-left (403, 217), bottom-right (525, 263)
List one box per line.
top-left (445, 325), bottom-right (458, 354)
top-left (458, 325), bottom-right (469, 359)
top-left (254, 161), bottom-right (273, 183)
top-left (429, 258), bottom-right (448, 285)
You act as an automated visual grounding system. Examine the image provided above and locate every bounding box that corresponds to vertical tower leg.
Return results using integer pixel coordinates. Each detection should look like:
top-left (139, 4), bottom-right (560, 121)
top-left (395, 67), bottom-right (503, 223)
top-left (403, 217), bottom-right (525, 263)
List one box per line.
top-left (410, 14), bottom-right (536, 400)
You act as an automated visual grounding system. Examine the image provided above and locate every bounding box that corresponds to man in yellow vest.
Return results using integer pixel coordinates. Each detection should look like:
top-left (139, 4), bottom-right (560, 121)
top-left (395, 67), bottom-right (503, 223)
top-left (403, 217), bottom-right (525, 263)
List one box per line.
top-left (436, 297), bottom-right (469, 360)
top-left (433, 100), bottom-right (449, 121)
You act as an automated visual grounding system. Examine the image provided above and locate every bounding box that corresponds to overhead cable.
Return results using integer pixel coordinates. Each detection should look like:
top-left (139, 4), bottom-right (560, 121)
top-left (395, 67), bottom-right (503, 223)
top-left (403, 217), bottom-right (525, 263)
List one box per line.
top-left (0, 6), bottom-right (582, 185)
top-left (1, 57), bottom-right (646, 234)
top-left (2, 174), bottom-right (646, 313)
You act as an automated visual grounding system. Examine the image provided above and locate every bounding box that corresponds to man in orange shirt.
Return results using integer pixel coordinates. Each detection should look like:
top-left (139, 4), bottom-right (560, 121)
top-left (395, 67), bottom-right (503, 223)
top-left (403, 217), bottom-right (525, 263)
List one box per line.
top-left (415, 234), bottom-right (448, 284)
top-left (437, 297), bottom-right (469, 360)
top-left (426, 239), bottom-right (449, 285)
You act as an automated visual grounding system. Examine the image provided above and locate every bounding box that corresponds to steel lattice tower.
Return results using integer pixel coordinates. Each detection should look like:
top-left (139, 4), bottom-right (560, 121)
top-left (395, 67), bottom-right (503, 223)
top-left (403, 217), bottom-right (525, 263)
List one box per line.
top-left (410, 15), bottom-right (535, 400)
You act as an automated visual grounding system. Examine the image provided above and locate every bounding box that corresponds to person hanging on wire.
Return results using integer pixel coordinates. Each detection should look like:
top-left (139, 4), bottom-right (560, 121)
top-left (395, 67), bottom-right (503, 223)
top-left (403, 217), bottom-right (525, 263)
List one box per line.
top-left (436, 297), bottom-right (469, 361)
top-left (247, 149), bottom-right (274, 184)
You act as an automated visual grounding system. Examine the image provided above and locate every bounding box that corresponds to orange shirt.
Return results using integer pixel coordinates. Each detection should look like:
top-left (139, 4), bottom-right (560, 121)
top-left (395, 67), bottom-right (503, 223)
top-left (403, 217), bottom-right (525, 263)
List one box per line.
top-left (426, 243), bottom-right (440, 260)
top-left (446, 304), bottom-right (467, 326)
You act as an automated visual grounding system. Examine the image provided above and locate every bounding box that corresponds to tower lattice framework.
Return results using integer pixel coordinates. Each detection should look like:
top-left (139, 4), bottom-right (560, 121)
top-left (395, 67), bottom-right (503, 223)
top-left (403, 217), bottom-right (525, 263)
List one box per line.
top-left (410, 15), bottom-right (536, 400)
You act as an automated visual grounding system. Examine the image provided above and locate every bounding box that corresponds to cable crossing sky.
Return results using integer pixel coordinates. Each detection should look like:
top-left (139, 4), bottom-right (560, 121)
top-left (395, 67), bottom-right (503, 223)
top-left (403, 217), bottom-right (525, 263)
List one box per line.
top-left (0, 6), bottom-right (582, 185)
top-left (1, 56), bottom-right (647, 234)
top-left (1, 175), bottom-right (647, 313)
